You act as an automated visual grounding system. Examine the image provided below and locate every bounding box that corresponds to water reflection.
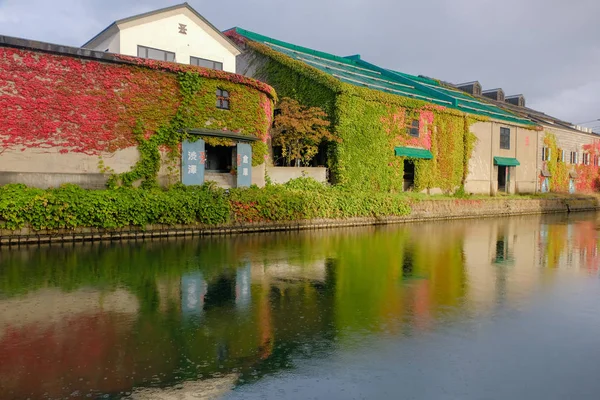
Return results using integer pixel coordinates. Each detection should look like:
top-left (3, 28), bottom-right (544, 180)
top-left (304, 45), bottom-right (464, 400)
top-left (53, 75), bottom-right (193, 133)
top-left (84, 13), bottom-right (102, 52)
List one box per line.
top-left (0, 213), bottom-right (598, 399)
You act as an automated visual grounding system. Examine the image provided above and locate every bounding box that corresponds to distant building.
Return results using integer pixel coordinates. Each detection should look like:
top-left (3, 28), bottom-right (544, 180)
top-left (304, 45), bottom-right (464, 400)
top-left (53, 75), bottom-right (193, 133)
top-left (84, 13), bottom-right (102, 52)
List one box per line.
top-left (455, 82), bottom-right (600, 193)
top-left (82, 2), bottom-right (240, 73)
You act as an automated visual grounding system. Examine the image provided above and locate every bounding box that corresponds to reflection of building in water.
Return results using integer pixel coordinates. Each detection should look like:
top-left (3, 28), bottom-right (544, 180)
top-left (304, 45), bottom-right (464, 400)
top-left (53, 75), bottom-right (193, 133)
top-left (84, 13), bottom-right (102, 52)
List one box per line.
top-left (180, 272), bottom-right (207, 317)
top-left (463, 216), bottom-right (540, 312)
top-left (236, 263), bottom-right (252, 309)
top-left (126, 375), bottom-right (239, 400)
top-left (538, 216), bottom-right (600, 271)
top-left (0, 288), bottom-right (139, 338)
top-left (0, 288), bottom-right (140, 399)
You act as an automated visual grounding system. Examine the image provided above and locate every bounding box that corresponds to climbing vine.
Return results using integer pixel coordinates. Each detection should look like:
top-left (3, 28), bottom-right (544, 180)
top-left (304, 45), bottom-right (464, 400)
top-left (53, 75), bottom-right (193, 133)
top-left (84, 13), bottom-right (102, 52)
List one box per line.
top-left (0, 47), bottom-right (275, 186)
top-left (229, 31), bottom-right (480, 193)
top-left (542, 133), bottom-right (569, 192)
top-left (107, 72), bottom-right (275, 187)
top-left (577, 141), bottom-right (600, 192)
top-left (542, 133), bottom-right (600, 193)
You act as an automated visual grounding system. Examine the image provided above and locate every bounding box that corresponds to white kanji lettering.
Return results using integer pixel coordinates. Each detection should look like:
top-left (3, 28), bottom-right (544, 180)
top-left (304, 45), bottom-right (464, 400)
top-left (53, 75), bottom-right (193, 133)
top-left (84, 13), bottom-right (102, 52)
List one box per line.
top-left (188, 151), bottom-right (197, 161)
top-left (242, 155), bottom-right (249, 164)
top-left (188, 165), bottom-right (197, 174)
top-left (242, 168), bottom-right (249, 176)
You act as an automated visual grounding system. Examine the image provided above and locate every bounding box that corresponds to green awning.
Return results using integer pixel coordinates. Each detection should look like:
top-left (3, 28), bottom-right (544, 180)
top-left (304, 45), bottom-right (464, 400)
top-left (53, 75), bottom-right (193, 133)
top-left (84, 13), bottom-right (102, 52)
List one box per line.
top-left (395, 147), bottom-right (433, 159)
top-left (494, 157), bottom-right (520, 166)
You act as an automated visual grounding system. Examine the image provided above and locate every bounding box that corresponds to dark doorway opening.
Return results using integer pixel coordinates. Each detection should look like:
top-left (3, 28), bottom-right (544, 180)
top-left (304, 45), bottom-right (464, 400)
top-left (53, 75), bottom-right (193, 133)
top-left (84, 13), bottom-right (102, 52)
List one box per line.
top-left (497, 166), bottom-right (507, 192)
top-left (205, 144), bottom-right (233, 172)
top-left (403, 160), bottom-right (415, 191)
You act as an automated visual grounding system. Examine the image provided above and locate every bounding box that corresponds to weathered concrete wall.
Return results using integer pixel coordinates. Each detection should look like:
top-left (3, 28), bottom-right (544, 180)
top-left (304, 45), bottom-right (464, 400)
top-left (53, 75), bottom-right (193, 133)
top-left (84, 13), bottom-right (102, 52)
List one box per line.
top-left (465, 121), bottom-right (493, 194)
top-left (0, 147), bottom-right (177, 189)
top-left (252, 163), bottom-right (266, 187)
top-left (465, 121), bottom-right (540, 195)
top-left (266, 167), bottom-right (328, 185)
top-left (514, 126), bottom-right (540, 194)
top-left (2, 197), bottom-right (598, 245)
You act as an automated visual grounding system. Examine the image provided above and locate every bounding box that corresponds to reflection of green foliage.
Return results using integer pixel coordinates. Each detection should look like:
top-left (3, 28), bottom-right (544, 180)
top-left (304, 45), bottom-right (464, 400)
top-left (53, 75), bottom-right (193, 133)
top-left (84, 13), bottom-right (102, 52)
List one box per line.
top-left (333, 225), bottom-right (467, 332)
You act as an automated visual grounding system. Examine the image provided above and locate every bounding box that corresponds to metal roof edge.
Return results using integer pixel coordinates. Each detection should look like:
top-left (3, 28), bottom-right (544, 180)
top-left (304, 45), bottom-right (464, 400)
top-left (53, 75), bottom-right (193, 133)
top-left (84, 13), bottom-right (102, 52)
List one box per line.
top-left (233, 27), bottom-right (361, 67)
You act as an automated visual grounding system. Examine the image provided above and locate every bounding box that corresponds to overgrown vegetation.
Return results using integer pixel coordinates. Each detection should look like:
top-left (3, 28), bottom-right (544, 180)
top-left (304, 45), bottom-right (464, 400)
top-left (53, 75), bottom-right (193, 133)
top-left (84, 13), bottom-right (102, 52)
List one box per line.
top-left (0, 179), bottom-right (411, 231)
top-left (108, 71), bottom-right (274, 189)
top-left (244, 40), bottom-right (481, 193)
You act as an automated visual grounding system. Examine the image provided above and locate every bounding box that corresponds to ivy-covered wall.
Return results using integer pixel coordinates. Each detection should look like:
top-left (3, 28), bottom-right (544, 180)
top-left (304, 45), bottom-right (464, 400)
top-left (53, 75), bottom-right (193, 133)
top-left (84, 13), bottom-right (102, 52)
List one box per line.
top-left (234, 37), bottom-right (477, 193)
top-left (0, 45), bottom-right (275, 187)
top-left (542, 132), bottom-right (600, 193)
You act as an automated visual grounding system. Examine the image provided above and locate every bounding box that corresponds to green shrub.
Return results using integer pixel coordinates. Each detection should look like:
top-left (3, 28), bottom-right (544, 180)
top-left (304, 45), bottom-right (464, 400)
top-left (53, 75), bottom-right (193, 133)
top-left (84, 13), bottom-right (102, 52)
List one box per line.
top-left (0, 179), bottom-right (411, 231)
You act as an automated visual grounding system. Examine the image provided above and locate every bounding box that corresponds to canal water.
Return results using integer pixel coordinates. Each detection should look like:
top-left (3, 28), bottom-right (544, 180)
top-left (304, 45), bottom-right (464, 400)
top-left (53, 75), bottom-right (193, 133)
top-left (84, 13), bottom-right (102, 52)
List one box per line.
top-left (1, 213), bottom-right (599, 399)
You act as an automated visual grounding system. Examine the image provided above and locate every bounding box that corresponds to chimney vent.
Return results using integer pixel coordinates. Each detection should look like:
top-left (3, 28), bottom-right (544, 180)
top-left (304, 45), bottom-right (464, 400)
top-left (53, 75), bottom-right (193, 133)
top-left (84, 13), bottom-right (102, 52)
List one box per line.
top-left (482, 88), bottom-right (505, 102)
top-left (505, 94), bottom-right (526, 107)
top-left (456, 81), bottom-right (482, 96)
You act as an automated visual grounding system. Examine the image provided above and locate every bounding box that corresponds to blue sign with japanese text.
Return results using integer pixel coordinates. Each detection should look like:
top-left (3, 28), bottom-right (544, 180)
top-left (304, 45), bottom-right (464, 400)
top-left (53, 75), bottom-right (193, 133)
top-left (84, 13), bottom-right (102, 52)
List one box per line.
top-left (236, 142), bottom-right (252, 188)
top-left (182, 139), bottom-right (205, 185)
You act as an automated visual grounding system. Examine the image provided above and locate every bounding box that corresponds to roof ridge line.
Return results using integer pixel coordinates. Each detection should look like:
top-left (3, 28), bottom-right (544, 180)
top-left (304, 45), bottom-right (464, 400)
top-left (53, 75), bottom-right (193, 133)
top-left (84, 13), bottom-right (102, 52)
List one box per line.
top-left (232, 27), bottom-right (362, 68)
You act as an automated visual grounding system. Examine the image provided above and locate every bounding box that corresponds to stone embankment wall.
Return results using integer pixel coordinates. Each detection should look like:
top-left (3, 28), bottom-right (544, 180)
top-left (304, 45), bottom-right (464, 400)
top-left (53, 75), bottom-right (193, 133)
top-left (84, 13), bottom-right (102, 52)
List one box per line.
top-left (1, 197), bottom-right (598, 246)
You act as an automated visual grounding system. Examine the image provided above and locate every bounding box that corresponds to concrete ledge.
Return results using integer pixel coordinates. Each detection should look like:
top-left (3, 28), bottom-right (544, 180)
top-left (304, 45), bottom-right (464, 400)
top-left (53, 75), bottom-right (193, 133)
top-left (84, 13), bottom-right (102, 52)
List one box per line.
top-left (267, 166), bottom-right (327, 184)
top-left (0, 172), bottom-right (108, 190)
top-left (1, 197), bottom-right (598, 246)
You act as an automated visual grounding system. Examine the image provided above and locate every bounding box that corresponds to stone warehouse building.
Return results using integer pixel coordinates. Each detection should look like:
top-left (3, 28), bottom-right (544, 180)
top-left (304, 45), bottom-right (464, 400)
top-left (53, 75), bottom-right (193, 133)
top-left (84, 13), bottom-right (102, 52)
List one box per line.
top-left (227, 28), bottom-right (545, 195)
top-left (0, 3), bottom-right (278, 190)
top-left (454, 82), bottom-right (600, 193)
top-left (0, 35), bottom-right (275, 189)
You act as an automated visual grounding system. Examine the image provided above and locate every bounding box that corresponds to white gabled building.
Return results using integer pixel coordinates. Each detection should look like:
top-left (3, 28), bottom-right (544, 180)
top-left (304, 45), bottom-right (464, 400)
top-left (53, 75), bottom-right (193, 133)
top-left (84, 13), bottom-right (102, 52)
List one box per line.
top-left (82, 2), bottom-right (240, 73)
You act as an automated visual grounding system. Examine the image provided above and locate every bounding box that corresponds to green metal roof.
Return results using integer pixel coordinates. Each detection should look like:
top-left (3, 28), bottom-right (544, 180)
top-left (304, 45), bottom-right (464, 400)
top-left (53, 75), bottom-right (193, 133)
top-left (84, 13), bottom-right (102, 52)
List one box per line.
top-left (494, 157), bottom-right (520, 166)
top-left (232, 27), bottom-right (535, 126)
top-left (395, 147), bottom-right (433, 159)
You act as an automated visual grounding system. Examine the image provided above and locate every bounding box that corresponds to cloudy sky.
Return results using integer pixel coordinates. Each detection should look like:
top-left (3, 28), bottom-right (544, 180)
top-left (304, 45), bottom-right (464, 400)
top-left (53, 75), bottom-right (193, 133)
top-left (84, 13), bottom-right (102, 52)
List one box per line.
top-left (1, 0), bottom-right (599, 129)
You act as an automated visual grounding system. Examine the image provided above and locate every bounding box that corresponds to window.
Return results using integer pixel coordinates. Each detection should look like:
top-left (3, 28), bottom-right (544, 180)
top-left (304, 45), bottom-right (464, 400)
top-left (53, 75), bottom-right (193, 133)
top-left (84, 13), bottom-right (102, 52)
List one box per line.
top-left (137, 45), bottom-right (175, 62)
top-left (583, 153), bottom-right (590, 165)
top-left (500, 127), bottom-right (510, 149)
top-left (408, 119), bottom-right (420, 137)
top-left (595, 155), bottom-right (599, 167)
top-left (559, 149), bottom-right (565, 163)
top-left (541, 147), bottom-right (551, 161)
top-left (216, 88), bottom-right (230, 110)
top-left (190, 56), bottom-right (223, 70)
top-left (570, 151), bottom-right (579, 165)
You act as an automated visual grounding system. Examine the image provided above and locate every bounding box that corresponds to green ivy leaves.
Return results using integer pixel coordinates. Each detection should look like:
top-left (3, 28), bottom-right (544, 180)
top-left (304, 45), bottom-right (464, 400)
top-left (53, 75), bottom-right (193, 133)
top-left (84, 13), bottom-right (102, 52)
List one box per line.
top-left (0, 179), bottom-right (411, 231)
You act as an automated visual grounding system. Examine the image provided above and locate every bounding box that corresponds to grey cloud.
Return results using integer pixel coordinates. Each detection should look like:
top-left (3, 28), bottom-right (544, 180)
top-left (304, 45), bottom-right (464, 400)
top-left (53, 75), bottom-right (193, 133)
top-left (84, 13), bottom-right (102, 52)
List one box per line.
top-left (1, 0), bottom-right (598, 126)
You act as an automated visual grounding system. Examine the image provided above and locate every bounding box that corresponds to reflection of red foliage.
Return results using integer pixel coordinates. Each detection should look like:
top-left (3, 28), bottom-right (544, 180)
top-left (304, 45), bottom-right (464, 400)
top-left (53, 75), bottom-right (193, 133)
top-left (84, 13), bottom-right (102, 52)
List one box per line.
top-left (0, 314), bottom-right (134, 399)
top-left (573, 221), bottom-right (600, 271)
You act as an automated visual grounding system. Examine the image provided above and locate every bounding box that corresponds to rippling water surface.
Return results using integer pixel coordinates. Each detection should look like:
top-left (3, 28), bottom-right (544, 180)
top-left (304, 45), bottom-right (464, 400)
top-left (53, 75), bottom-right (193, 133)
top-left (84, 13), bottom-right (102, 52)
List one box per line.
top-left (1, 213), bottom-right (599, 399)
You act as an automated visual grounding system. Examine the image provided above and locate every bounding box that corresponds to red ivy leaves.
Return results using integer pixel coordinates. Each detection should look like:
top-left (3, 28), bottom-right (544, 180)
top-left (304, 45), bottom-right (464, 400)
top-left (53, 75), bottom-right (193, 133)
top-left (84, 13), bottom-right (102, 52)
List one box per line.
top-left (0, 47), bottom-right (275, 156)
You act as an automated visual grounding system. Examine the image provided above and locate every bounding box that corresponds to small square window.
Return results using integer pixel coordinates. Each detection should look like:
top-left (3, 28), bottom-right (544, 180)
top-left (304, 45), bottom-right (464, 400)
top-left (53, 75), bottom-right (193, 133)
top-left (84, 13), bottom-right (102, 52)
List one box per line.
top-left (570, 151), bottom-right (579, 165)
top-left (500, 127), bottom-right (510, 150)
top-left (542, 147), bottom-right (551, 161)
top-left (216, 88), bottom-right (230, 110)
top-left (408, 119), bottom-right (419, 137)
